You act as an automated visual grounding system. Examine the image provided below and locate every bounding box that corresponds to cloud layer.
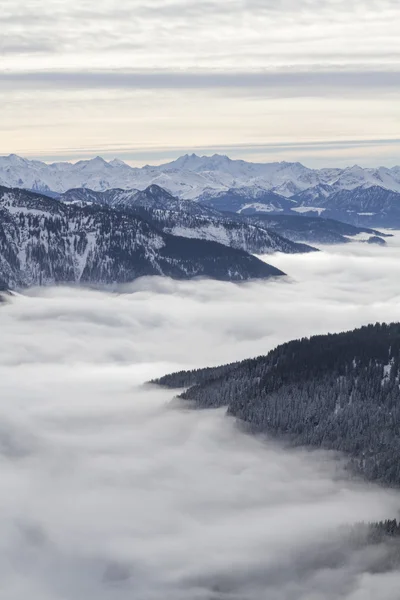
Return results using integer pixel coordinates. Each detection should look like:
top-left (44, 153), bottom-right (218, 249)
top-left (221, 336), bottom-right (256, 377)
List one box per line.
top-left (3, 0), bottom-right (399, 68)
top-left (1, 237), bottom-right (400, 598)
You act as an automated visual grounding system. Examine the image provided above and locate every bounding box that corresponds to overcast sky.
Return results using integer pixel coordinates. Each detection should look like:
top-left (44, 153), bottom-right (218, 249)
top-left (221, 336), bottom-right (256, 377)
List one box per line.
top-left (1, 0), bottom-right (399, 166)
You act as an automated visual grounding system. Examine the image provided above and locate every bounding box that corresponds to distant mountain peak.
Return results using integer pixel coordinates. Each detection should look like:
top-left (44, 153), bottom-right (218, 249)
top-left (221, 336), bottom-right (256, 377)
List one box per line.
top-left (144, 183), bottom-right (175, 199)
top-left (91, 156), bottom-right (109, 165)
top-left (2, 154), bottom-right (28, 165)
top-left (77, 156), bottom-right (109, 166)
top-left (109, 158), bottom-right (129, 167)
top-left (210, 152), bottom-right (229, 159)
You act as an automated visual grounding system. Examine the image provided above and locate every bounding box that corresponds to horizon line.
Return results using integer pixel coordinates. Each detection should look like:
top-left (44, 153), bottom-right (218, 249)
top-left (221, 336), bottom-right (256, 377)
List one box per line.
top-left (1, 138), bottom-right (400, 171)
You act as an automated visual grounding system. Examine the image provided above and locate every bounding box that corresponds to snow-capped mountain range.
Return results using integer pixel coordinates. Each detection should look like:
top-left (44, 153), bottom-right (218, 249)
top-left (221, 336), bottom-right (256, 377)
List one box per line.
top-left (1, 153), bottom-right (400, 200)
top-left (2, 153), bottom-right (400, 229)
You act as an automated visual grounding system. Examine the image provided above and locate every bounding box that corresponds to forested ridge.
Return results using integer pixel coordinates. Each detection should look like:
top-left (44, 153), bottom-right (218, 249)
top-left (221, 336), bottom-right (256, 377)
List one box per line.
top-left (0, 186), bottom-right (284, 287)
top-left (152, 323), bottom-right (400, 485)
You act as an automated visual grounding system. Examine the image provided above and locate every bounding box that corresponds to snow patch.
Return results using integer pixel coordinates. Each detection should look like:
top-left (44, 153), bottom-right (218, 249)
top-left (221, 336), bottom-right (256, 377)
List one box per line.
top-left (170, 224), bottom-right (231, 246)
top-left (238, 203), bottom-right (284, 214)
top-left (291, 207), bottom-right (326, 216)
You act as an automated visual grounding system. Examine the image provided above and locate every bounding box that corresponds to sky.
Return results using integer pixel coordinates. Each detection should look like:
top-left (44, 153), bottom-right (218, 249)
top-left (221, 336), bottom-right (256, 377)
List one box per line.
top-left (1, 0), bottom-right (400, 167)
top-left (2, 237), bottom-right (400, 598)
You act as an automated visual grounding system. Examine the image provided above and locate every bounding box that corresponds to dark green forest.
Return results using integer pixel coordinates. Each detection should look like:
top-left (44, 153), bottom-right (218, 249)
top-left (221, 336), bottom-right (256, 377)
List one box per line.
top-left (152, 323), bottom-right (400, 486)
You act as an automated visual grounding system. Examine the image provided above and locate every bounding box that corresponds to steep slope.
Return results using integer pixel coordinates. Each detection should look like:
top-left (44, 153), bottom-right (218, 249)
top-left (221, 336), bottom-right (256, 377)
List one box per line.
top-left (152, 323), bottom-right (400, 486)
top-left (148, 212), bottom-right (316, 255)
top-left (61, 185), bottom-right (317, 255)
top-left (0, 186), bottom-right (285, 288)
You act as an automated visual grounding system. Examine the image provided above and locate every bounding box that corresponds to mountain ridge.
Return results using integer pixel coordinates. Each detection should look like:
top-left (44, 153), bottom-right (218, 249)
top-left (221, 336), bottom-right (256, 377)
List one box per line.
top-left (242, 213), bottom-right (390, 245)
top-left (0, 186), bottom-right (285, 288)
top-left (60, 184), bottom-right (318, 255)
top-left (1, 153), bottom-right (400, 199)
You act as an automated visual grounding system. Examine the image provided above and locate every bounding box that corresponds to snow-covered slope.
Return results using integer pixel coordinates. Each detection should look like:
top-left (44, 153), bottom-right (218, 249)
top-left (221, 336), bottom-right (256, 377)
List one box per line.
top-left (0, 186), bottom-right (286, 288)
top-left (60, 185), bottom-right (317, 255)
top-left (2, 153), bottom-right (400, 200)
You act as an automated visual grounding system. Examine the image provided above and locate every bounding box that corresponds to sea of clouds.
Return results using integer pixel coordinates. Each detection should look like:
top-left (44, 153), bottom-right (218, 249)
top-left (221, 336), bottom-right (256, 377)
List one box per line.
top-left (1, 235), bottom-right (400, 599)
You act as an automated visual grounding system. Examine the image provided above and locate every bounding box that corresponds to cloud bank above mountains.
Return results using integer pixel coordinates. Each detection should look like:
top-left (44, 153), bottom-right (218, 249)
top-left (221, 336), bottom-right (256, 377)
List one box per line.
top-left (3, 0), bottom-right (399, 68)
top-left (1, 238), bottom-right (400, 598)
top-left (1, 0), bottom-right (399, 164)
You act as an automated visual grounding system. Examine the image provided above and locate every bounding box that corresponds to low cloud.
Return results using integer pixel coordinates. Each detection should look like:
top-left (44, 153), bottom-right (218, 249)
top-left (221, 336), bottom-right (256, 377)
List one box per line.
top-left (1, 237), bottom-right (400, 598)
top-left (1, 70), bottom-right (399, 96)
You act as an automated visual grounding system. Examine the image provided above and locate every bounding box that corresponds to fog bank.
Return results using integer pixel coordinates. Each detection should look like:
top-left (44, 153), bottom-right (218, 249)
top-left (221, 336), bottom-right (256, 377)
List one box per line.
top-left (1, 237), bottom-right (400, 598)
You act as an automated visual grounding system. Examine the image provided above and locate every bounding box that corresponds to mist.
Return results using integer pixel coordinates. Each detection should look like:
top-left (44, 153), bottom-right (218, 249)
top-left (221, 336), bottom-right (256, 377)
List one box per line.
top-left (2, 235), bottom-right (400, 599)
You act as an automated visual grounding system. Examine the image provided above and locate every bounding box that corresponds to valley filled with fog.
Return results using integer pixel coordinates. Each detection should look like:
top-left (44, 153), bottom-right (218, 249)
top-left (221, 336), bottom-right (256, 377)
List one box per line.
top-left (2, 235), bottom-right (400, 599)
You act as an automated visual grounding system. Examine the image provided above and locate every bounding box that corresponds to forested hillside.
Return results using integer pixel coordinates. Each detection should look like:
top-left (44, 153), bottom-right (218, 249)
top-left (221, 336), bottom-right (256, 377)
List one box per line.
top-left (0, 186), bottom-right (285, 287)
top-left (242, 213), bottom-right (390, 245)
top-left (61, 185), bottom-right (317, 255)
top-left (152, 323), bottom-right (400, 485)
